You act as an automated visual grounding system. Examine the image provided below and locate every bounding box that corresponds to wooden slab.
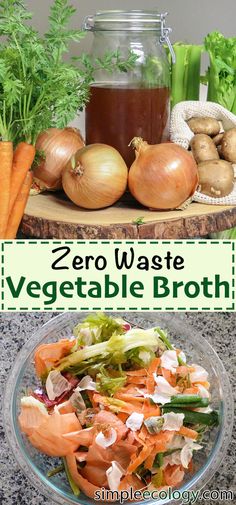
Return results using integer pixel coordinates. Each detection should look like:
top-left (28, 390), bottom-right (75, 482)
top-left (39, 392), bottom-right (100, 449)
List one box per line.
top-left (21, 192), bottom-right (236, 239)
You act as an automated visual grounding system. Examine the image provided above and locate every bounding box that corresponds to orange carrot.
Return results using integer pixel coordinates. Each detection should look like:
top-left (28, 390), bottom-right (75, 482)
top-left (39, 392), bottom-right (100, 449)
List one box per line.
top-left (93, 394), bottom-right (143, 415)
top-left (117, 412), bottom-right (129, 423)
top-left (8, 142), bottom-right (35, 216)
top-left (34, 339), bottom-right (75, 378)
top-left (0, 141), bottom-right (13, 238)
top-left (195, 381), bottom-right (210, 389)
top-left (148, 357), bottom-right (161, 375)
top-left (5, 171), bottom-right (33, 239)
top-left (183, 386), bottom-right (199, 395)
top-left (146, 357), bottom-right (161, 394)
top-left (87, 390), bottom-right (97, 409)
top-left (145, 447), bottom-right (157, 470)
top-left (115, 393), bottom-right (145, 403)
top-left (162, 368), bottom-right (177, 387)
top-left (126, 369), bottom-right (147, 377)
top-left (188, 458), bottom-right (194, 474)
top-left (126, 376), bottom-right (147, 385)
top-left (164, 464), bottom-right (185, 487)
top-left (143, 405), bottom-right (161, 419)
top-left (178, 426), bottom-right (198, 440)
top-left (176, 366), bottom-right (194, 377)
top-left (127, 444), bottom-right (152, 473)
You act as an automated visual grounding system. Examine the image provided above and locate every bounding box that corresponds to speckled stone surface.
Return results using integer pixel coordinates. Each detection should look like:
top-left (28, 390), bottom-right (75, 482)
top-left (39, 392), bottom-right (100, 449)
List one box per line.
top-left (0, 312), bottom-right (235, 505)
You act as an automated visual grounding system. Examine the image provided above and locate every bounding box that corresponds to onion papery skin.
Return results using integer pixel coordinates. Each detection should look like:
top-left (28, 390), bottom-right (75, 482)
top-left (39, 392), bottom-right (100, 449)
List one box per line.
top-left (34, 127), bottom-right (85, 191)
top-left (62, 144), bottom-right (128, 210)
top-left (128, 141), bottom-right (199, 210)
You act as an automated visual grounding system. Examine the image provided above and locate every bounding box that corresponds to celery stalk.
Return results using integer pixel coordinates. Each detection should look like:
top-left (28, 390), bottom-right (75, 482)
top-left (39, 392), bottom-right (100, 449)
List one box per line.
top-left (171, 44), bottom-right (202, 108)
top-left (171, 44), bottom-right (188, 107)
top-left (186, 45), bottom-right (203, 100)
top-left (56, 329), bottom-right (162, 375)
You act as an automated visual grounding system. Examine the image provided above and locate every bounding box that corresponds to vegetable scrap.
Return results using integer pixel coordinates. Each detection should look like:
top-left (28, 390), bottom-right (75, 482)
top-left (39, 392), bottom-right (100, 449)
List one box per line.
top-left (18, 314), bottom-right (219, 500)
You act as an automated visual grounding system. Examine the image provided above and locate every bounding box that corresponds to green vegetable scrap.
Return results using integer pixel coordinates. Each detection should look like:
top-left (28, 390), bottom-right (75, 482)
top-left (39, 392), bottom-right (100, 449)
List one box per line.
top-left (170, 43), bottom-right (203, 108)
top-left (210, 229), bottom-right (236, 240)
top-left (204, 31), bottom-right (236, 114)
top-left (0, 0), bottom-right (136, 145)
top-left (97, 365), bottom-right (126, 396)
top-left (162, 406), bottom-right (219, 426)
top-left (73, 313), bottom-right (125, 345)
top-left (132, 217), bottom-right (145, 225)
top-left (63, 458), bottom-right (80, 496)
top-left (56, 327), bottom-right (162, 376)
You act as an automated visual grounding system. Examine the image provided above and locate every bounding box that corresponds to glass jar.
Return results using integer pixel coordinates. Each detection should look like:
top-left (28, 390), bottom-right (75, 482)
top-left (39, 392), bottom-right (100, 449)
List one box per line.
top-left (83, 10), bottom-right (175, 167)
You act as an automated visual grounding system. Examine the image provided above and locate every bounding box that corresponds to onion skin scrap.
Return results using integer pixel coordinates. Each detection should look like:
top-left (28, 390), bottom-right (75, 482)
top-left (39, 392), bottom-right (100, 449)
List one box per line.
top-left (128, 138), bottom-right (199, 210)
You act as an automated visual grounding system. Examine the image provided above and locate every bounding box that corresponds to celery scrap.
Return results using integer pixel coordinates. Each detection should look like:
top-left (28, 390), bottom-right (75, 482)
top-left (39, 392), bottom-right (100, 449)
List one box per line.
top-left (56, 328), bottom-right (162, 376)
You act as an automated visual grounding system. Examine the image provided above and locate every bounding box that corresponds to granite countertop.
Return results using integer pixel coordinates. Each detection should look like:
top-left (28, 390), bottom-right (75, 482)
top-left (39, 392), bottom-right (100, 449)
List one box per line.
top-left (0, 312), bottom-right (235, 505)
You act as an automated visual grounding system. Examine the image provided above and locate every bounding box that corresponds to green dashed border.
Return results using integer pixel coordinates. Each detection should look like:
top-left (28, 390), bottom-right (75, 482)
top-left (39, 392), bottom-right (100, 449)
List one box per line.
top-left (0, 240), bottom-right (235, 312)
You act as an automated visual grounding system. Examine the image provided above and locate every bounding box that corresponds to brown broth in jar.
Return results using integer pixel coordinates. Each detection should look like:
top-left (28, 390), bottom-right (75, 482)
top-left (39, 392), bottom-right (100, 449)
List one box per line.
top-left (86, 85), bottom-right (170, 167)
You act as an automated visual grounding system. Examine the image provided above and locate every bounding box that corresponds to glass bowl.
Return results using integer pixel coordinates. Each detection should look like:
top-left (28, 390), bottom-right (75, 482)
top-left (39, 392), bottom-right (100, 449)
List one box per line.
top-left (3, 313), bottom-right (234, 505)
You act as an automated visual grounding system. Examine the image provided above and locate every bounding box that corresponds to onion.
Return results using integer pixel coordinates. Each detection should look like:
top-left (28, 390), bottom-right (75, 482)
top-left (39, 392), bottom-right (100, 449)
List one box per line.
top-left (128, 138), bottom-right (199, 210)
top-left (62, 144), bottom-right (128, 210)
top-left (33, 127), bottom-right (85, 191)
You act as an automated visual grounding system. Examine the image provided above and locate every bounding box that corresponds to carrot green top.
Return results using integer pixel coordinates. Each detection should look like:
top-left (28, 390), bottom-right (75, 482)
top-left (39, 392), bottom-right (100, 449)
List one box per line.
top-left (0, 0), bottom-right (137, 146)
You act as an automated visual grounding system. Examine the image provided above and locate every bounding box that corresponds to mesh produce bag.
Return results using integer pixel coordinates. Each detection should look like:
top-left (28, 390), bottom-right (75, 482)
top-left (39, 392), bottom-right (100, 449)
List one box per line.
top-left (170, 101), bottom-right (236, 205)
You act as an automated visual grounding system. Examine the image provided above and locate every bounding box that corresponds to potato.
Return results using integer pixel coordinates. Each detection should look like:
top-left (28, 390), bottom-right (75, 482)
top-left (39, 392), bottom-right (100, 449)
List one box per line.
top-left (213, 133), bottom-right (224, 146)
top-left (188, 117), bottom-right (221, 136)
top-left (221, 128), bottom-right (236, 162)
top-left (198, 160), bottom-right (234, 197)
top-left (190, 134), bottom-right (220, 164)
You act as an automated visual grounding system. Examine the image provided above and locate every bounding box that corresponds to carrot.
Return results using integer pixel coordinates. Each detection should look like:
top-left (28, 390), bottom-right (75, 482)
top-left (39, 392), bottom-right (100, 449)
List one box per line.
top-left (145, 447), bottom-right (157, 470)
top-left (127, 444), bottom-right (152, 473)
top-left (117, 412), bottom-right (129, 423)
top-left (146, 357), bottom-right (161, 394)
top-left (161, 368), bottom-right (177, 387)
top-left (178, 426), bottom-right (199, 440)
top-left (164, 464), bottom-right (185, 487)
top-left (93, 394), bottom-right (143, 414)
top-left (183, 386), bottom-right (199, 395)
top-left (148, 357), bottom-right (161, 375)
top-left (0, 141), bottom-right (13, 238)
top-left (126, 376), bottom-right (147, 385)
top-left (195, 381), bottom-right (210, 389)
top-left (176, 366), bottom-right (194, 377)
top-left (115, 393), bottom-right (145, 403)
top-left (8, 142), bottom-right (35, 217)
top-left (66, 454), bottom-right (101, 499)
top-left (143, 405), bottom-right (161, 419)
top-left (119, 474), bottom-right (143, 492)
top-left (188, 458), bottom-right (194, 473)
top-left (149, 431), bottom-right (173, 451)
top-left (5, 171), bottom-right (33, 239)
top-left (29, 412), bottom-right (82, 457)
top-left (34, 339), bottom-right (75, 378)
top-left (87, 390), bottom-right (97, 409)
top-left (126, 369), bottom-right (147, 377)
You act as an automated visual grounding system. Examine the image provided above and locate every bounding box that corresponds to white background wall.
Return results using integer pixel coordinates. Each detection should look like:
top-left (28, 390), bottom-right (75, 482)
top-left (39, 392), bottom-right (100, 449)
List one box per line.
top-left (27, 0), bottom-right (235, 49)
